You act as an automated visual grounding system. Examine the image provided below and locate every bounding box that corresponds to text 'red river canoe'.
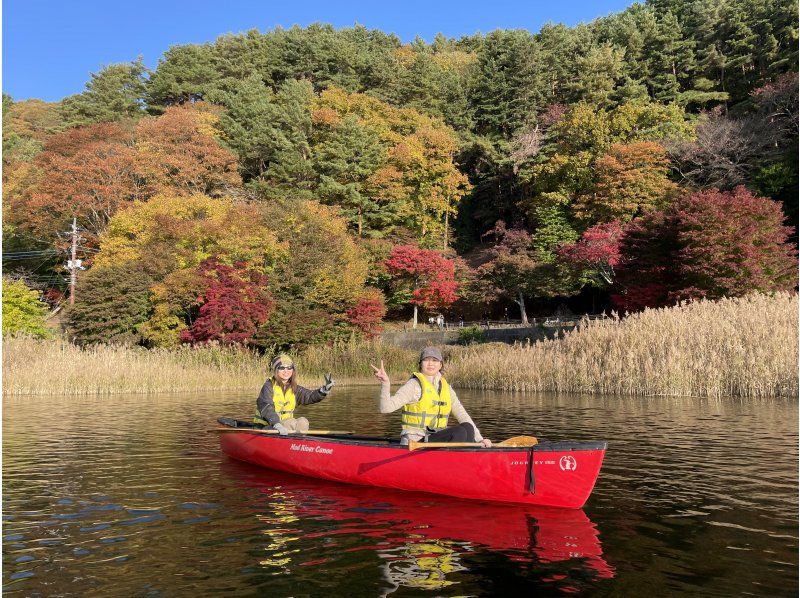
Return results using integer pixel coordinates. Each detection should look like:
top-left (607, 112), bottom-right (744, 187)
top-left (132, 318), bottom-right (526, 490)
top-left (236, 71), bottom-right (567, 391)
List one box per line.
top-left (218, 422), bottom-right (607, 509)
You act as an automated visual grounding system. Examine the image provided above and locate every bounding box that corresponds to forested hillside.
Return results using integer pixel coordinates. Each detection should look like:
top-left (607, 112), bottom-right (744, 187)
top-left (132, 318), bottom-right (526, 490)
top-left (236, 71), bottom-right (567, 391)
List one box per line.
top-left (3, 0), bottom-right (797, 348)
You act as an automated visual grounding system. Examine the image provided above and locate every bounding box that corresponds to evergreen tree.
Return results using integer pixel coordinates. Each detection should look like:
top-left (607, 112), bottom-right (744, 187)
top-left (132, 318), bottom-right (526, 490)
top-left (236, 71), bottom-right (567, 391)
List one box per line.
top-left (313, 114), bottom-right (388, 236)
top-left (593, 3), bottom-right (657, 89)
top-left (60, 59), bottom-right (147, 125)
top-left (217, 75), bottom-right (315, 189)
top-left (537, 23), bottom-right (583, 104)
top-left (568, 44), bottom-right (626, 107)
top-left (649, 11), bottom-right (697, 101)
top-left (211, 29), bottom-right (277, 84)
top-left (147, 44), bottom-right (218, 107)
top-left (468, 29), bottom-right (544, 139)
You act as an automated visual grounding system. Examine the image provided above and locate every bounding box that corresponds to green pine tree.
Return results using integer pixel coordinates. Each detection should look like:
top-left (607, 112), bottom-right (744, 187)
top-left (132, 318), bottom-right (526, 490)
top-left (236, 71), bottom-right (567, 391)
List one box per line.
top-left (313, 114), bottom-right (388, 236)
top-left (146, 44), bottom-right (218, 107)
top-left (60, 59), bottom-right (147, 125)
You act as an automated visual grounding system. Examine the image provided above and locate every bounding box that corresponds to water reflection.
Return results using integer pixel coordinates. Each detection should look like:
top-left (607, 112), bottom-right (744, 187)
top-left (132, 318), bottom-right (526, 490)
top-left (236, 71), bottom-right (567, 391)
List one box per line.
top-left (3, 391), bottom-right (795, 595)
top-left (222, 458), bottom-right (614, 593)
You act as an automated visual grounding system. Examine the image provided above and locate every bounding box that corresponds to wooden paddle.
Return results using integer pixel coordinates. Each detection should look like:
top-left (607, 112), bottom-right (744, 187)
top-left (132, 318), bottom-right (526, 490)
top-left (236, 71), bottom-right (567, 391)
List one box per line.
top-left (211, 428), bottom-right (353, 436)
top-left (408, 435), bottom-right (538, 451)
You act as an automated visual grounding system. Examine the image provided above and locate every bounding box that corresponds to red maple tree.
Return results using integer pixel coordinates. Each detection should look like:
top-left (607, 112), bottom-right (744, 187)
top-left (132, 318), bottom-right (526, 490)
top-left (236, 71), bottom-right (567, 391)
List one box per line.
top-left (181, 260), bottom-right (274, 345)
top-left (612, 186), bottom-right (797, 311)
top-left (385, 245), bottom-right (459, 328)
top-left (559, 220), bottom-right (624, 287)
top-left (346, 289), bottom-right (387, 337)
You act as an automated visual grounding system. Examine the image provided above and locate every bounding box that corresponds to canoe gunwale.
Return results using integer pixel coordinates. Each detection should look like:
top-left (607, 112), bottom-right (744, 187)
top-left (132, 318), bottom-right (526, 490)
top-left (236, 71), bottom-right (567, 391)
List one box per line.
top-left (222, 429), bottom-right (608, 453)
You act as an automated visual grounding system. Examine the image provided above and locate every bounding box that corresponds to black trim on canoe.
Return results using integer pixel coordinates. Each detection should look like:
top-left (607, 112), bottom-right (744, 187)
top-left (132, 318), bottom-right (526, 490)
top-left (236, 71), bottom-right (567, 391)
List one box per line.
top-left (216, 417), bottom-right (608, 452)
top-left (527, 447), bottom-right (536, 493)
top-left (217, 416), bottom-right (397, 443)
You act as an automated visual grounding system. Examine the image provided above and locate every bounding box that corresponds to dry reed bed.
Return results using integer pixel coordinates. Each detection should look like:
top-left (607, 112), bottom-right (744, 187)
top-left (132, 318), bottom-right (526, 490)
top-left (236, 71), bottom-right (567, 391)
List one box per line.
top-left (446, 292), bottom-right (798, 398)
top-left (3, 292), bottom-right (796, 398)
top-left (1, 341), bottom-right (273, 395)
top-left (300, 338), bottom-right (416, 380)
top-left (1, 337), bottom-right (413, 396)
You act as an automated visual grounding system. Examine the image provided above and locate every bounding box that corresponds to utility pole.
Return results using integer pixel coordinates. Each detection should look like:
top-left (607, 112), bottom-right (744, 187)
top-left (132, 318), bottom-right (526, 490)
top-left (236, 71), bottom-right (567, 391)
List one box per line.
top-left (66, 218), bottom-right (82, 305)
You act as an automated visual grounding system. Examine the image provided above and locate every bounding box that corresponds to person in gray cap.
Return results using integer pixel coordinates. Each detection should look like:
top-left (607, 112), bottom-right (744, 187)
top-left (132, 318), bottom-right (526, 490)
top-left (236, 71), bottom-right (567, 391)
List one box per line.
top-left (371, 346), bottom-right (492, 447)
top-left (254, 354), bottom-right (335, 434)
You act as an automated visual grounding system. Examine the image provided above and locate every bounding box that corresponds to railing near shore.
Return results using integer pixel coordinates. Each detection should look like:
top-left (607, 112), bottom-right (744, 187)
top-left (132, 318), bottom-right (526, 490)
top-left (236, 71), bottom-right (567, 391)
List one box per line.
top-left (395, 314), bottom-right (609, 332)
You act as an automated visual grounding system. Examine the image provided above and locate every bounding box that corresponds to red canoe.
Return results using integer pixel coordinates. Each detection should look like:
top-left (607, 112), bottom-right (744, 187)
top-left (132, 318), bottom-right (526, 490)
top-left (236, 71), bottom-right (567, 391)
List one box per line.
top-left (219, 422), bottom-right (606, 509)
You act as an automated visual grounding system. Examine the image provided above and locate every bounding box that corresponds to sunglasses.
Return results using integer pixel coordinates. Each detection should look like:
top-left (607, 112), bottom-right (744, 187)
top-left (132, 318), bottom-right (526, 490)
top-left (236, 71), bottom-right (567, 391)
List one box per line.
top-left (276, 365), bottom-right (295, 371)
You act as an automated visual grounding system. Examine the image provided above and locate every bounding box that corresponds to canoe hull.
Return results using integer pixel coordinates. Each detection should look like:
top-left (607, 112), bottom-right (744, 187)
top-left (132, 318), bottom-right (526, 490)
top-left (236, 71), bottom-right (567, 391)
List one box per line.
top-left (220, 433), bottom-right (606, 508)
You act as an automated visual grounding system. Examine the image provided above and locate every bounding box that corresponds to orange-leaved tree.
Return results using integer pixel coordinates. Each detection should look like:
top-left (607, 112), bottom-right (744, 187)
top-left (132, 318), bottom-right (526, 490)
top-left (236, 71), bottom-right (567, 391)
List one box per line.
top-left (134, 104), bottom-right (240, 196)
top-left (7, 106), bottom-right (240, 242)
top-left (574, 142), bottom-right (679, 223)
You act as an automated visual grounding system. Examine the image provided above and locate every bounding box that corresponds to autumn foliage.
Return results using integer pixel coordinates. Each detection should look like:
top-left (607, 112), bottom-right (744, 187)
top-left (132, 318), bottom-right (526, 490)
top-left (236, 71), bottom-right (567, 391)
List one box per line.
top-left (180, 260), bottom-right (274, 345)
top-left (17, 123), bottom-right (138, 238)
top-left (313, 87), bottom-right (469, 243)
top-left (575, 142), bottom-right (678, 223)
top-left (5, 106), bottom-right (239, 240)
top-left (385, 245), bottom-right (459, 313)
top-left (346, 289), bottom-right (387, 337)
top-left (3, 21), bottom-right (797, 348)
top-left (134, 105), bottom-right (239, 196)
top-left (613, 187), bottom-right (797, 310)
top-left (559, 220), bottom-right (624, 286)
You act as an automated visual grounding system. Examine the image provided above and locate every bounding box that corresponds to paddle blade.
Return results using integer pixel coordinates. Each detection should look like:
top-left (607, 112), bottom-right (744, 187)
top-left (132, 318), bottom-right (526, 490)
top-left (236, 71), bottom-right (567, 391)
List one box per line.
top-left (408, 441), bottom-right (483, 451)
top-left (498, 435), bottom-right (538, 447)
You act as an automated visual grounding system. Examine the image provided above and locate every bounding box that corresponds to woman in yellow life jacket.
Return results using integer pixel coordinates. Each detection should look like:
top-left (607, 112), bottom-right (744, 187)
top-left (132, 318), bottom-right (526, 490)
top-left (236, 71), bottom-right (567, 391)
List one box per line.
top-left (371, 347), bottom-right (492, 447)
top-left (254, 355), bottom-right (335, 434)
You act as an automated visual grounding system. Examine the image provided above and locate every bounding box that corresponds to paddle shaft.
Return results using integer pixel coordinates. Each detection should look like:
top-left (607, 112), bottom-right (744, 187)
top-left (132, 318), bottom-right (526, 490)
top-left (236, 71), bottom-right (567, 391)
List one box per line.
top-left (408, 435), bottom-right (538, 451)
top-left (212, 428), bottom-right (352, 435)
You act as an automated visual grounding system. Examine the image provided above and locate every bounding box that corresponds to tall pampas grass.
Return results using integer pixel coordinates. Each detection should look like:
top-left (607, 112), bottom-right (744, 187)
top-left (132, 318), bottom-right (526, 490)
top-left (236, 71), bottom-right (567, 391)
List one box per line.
top-left (2, 341), bottom-right (272, 396)
top-left (446, 292), bottom-right (798, 398)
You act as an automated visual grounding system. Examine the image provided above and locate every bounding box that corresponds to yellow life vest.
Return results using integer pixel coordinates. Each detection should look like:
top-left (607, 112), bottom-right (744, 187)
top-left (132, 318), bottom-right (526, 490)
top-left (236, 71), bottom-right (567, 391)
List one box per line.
top-left (401, 373), bottom-right (452, 432)
top-left (254, 380), bottom-right (296, 425)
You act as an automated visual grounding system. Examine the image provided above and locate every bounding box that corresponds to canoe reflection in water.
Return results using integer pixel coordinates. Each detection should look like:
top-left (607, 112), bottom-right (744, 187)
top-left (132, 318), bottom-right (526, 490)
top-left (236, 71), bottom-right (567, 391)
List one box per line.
top-left (222, 459), bottom-right (614, 592)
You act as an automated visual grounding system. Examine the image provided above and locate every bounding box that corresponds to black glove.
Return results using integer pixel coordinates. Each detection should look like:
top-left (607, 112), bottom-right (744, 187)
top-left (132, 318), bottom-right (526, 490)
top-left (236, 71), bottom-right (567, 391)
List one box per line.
top-left (320, 373), bottom-right (335, 395)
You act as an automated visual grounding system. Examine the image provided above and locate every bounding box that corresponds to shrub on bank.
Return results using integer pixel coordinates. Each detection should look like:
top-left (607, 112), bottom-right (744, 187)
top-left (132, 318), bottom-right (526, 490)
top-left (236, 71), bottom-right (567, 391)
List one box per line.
top-left (2, 278), bottom-right (51, 339)
top-left (458, 325), bottom-right (487, 345)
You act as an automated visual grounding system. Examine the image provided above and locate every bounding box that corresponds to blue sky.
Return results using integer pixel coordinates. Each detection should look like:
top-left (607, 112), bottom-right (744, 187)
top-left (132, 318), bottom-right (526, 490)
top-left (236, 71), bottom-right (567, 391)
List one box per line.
top-left (3, 0), bottom-right (636, 102)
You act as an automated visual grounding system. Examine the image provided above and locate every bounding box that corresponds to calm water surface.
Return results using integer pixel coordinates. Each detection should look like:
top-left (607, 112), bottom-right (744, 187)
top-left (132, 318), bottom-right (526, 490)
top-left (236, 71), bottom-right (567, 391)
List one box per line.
top-left (3, 389), bottom-right (797, 596)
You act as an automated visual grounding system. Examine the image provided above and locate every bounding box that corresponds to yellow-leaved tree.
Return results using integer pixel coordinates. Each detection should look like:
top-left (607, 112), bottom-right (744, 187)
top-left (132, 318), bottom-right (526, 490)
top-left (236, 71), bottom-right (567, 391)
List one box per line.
top-left (312, 86), bottom-right (469, 248)
top-left (94, 193), bottom-right (285, 346)
top-left (254, 198), bottom-right (372, 347)
top-left (90, 193), bottom-right (372, 348)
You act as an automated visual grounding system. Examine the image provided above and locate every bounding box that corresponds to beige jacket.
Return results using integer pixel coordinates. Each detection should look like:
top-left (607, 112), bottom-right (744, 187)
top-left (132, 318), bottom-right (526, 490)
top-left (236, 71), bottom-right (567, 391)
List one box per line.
top-left (379, 373), bottom-right (484, 444)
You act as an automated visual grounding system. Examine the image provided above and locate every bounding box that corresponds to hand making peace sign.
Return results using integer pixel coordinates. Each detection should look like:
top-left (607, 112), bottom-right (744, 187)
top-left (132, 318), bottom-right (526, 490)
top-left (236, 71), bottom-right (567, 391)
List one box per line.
top-left (370, 359), bottom-right (390, 384)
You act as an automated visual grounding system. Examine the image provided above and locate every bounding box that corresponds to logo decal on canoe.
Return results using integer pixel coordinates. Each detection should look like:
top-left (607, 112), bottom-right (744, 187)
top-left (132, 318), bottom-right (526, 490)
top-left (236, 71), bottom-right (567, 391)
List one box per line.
top-left (290, 443), bottom-right (333, 455)
top-left (559, 455), bottom-right (577, 471)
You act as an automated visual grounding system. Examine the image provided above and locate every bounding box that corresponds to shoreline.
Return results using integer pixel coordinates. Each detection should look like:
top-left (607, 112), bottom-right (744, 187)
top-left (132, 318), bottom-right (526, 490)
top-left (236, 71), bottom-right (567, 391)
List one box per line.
top-left (3, 292), bottom-right (797, 399)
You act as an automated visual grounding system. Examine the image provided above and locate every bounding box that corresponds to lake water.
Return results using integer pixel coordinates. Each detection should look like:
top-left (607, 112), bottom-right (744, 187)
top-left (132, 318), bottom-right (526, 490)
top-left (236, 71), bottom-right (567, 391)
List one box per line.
top-left (3, 388), bottom-right (797, 596)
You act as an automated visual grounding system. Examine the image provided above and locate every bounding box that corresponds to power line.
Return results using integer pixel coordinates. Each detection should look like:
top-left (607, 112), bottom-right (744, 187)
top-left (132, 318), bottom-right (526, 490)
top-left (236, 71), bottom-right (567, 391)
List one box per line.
top-left (2, 250), bottom-right (61, 259)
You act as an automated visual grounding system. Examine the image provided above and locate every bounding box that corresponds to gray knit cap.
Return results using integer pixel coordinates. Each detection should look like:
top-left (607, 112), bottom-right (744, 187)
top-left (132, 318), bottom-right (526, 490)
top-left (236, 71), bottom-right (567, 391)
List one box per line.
top-left (419, 347), bottom-right (443, 363)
